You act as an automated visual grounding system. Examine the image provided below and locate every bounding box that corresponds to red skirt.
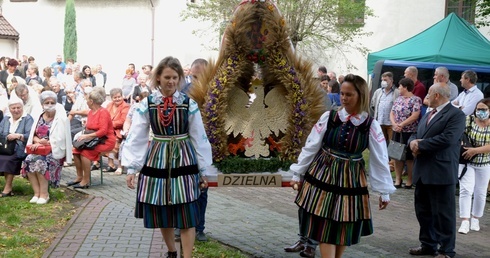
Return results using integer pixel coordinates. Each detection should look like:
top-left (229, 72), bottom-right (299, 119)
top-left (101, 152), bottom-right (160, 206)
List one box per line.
top-left (72, 137), bottom-right (116, 161)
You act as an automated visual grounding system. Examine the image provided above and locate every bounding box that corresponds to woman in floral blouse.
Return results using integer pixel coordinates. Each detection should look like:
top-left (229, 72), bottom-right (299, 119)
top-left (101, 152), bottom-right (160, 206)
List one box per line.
top-left (390, 77), bottom-right (422, 189)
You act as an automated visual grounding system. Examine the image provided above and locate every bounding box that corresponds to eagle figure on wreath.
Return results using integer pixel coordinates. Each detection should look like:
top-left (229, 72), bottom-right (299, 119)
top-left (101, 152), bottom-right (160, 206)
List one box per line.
top-left (188, 0), bottom-right (326, 164)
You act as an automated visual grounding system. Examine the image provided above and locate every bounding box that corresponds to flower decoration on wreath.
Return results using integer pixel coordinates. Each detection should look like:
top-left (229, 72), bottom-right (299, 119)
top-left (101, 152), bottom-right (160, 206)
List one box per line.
top-left (188, 0), bottom-right (326, 165)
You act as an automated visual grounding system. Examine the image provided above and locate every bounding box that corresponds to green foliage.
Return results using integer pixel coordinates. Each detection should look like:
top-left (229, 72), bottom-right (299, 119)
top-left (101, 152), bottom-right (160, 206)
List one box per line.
top-left (64, 0), bottom-right (78, 62)
top-left (214, 156), bottom-right (292, 174)
top-left (180, 0), bottom-right (373, 67)
top-left (476, 0), bottom-right (490, 28)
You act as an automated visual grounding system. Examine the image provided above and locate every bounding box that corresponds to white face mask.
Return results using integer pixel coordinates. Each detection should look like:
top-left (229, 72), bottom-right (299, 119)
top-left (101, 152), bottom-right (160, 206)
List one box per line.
top-left (43, 104), bottom-right (56, 112)
top-left (380, 81), bottom-right (388, 89)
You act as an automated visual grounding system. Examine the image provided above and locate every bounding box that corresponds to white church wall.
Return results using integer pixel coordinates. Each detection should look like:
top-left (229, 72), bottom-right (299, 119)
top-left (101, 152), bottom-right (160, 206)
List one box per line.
top-left (1, 0), bottom-right (218, 92)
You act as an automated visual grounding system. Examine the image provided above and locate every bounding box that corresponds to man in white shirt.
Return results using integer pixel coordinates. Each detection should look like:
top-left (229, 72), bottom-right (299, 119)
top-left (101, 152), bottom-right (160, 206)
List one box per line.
top-left (68, 85), bottom-right (91, 139)
top-left (370, 71), bottom-right (399, 146)
top-left (452, 70), bottom-right (484, 116)
top-left (12, 83), bottom-right (41, 119)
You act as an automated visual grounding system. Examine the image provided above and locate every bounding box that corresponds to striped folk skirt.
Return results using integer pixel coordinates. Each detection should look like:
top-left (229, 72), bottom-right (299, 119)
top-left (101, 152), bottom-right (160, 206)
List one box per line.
top-left (295, 148), bottom-right (373, 246)
top-left (134, 172), bottom-right (199, 229)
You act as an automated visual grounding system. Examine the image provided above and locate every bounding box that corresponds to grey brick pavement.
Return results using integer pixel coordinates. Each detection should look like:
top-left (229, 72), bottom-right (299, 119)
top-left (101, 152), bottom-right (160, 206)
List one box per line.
top-left (45, 166), bottom-right (490, 258)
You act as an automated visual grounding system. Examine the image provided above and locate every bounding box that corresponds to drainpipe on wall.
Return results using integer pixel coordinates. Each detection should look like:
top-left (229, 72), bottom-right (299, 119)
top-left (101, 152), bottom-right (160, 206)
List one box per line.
top-left (149, 0), bottom-right (155, 66)
top-left (15, 39), bottom-right (19, 60)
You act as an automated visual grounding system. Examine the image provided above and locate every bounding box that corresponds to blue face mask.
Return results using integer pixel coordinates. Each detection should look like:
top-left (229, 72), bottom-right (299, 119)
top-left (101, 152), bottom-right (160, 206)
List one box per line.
top-left (476, 110), bottom-right (489, 120)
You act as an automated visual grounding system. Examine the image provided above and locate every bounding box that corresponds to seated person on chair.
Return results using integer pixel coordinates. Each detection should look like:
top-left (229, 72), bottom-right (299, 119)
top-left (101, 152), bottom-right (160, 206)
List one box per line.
top-left (70, 87), bottom-right (116, 189)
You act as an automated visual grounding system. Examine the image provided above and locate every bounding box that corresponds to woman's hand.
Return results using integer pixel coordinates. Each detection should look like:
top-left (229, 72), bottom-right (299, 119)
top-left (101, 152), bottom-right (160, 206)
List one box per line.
top-left (76, 134), bottom-right (95, 142)
top-left (290, 180), bottom-right (301, 191)
top-left (200, 176), bottom-right (209, 189)
top-left (7, 133), bottom-right (20, 141)
top-left (378, 196), bottom-right (389, 210)
top-left (393, 123), bottom-right (402, 132)
top-left (463, 147), bottom-right (477, 160)
top-left (126, 174), bottom-right (135, 189)
top-left (29, 143), bottom-right (42, 151)
top-left (38, 138), bottom-right (50, 146)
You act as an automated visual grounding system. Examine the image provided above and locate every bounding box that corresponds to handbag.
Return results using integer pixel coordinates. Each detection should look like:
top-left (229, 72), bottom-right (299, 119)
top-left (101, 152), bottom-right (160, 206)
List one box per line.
top-left (0, 121), bottom-right (16, 155)
top-left (459, 116), bottom-right (475, 165)
top-left (459, 116), bottom-right (476, 180)
top-left (0, 136), bottom-right (16, 155)
top-left (73, 130), bottom-right (107, 150)
top-left (26, 144), bottom-right (52, 156)
top-left (388, 133), bottom-right (406, 161)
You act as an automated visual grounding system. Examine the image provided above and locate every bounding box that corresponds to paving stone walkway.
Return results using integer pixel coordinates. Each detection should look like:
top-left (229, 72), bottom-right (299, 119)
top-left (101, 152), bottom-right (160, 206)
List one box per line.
top-left (43, 166), bottom-right (490, 257)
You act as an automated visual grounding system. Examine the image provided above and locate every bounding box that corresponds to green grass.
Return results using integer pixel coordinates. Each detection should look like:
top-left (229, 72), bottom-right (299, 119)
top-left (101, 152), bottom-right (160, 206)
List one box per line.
top-left (193, 239), bottom-right (252, 257)
top-left (0, 177), bottom-right (251, 258)
top-left (0, 176), bottom-right (85, 258)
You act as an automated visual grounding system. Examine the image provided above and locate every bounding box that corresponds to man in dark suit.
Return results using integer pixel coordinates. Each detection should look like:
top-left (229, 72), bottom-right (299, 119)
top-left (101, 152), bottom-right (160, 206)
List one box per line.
top-left (408, 83), bottom-right (465, 258)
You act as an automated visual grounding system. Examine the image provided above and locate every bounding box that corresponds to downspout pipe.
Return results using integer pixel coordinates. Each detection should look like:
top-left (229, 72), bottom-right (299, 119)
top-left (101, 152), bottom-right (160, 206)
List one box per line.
top-left (149, 0), bottom-right (155, 66)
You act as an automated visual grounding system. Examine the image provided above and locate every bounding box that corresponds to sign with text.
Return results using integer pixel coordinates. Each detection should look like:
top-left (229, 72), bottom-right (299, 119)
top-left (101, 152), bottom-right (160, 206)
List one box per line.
top-left (217, 174), bottom-right (282, 187)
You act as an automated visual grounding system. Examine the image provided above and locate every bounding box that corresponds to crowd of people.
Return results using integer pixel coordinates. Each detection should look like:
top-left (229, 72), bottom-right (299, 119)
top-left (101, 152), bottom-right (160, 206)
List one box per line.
top-left (0, 55), bottom-right (212, 258)
top-left (284, 65), bottom-right (490, 258)
top-left (1, 53), bottom-right (490, 258)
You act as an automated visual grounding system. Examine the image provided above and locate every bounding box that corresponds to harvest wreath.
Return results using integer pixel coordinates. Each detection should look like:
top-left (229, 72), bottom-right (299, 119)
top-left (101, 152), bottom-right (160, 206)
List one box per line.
top-left (188, 0), bottom-right (325, 172)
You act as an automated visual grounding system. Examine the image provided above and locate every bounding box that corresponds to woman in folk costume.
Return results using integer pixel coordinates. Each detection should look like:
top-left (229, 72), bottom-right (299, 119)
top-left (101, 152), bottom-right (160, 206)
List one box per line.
top-left (289, 74), bottom-right (396, 258)
top-left (126, 56), bottom-right (212, 258)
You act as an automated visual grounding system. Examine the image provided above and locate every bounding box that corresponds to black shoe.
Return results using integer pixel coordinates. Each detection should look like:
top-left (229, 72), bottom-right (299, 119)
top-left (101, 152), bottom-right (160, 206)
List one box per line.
top-left (409, 246), bottom-right (438, 256)
top-left (165, 251), bottom-right (177, 258)
top-left (66, 181), bottom-right (81, 186)
top-left (73, 183), bottom-right (90, 189)
top-left (300, 246), bottom-right (316, 257)
top-left (284, 241), bottom-right (305, 252)
top-left (1, 191), bottom-right (14, 197)
top-left (394, 179), bottom-right (403, 188)
top-left (102, 166), bottom-right (117, 172)
top-left (196, 231), bottom-right (208, 242)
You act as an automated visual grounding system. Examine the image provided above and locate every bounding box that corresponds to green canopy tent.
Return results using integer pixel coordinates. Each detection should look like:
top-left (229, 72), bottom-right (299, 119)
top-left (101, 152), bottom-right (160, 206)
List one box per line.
top-left (367, 13), bottom-right (490, 74)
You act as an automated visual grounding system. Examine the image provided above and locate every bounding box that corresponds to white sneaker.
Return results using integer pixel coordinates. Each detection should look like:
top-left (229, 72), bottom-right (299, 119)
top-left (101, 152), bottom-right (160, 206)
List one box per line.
top-left (458, 220), bottom-right (470, 234)
top-left (29, 196), bottom-right (39, 203)
top-left (36, 196), bottom-right (50, 205)
top-left (470, 218), bottom-right (480, 231)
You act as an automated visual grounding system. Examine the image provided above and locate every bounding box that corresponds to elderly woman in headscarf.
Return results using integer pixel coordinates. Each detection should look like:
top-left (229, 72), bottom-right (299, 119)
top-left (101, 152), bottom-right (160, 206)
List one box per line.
top-left (23, 91), bottom-right (72, 204)
top-left (0, 97), bottom-right (33, 197)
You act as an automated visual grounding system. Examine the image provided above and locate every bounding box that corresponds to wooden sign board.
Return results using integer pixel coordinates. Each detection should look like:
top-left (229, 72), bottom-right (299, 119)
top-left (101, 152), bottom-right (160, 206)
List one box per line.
top-left (217, 174), bottom-right (282, 187)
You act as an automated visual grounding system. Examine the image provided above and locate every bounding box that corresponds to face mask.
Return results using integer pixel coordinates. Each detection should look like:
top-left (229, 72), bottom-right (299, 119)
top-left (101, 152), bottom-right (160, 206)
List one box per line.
top-left (43, 104), bottom-right (56, 112)
top-left (476, 110), bottom-right (489, 120)
top-left (380, 81), bottom-right (388, 89)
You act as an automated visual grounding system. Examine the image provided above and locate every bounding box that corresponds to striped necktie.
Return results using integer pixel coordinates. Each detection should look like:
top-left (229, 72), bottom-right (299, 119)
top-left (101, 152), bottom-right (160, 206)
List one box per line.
top-left (426, 109), bottom-right (437, 125)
